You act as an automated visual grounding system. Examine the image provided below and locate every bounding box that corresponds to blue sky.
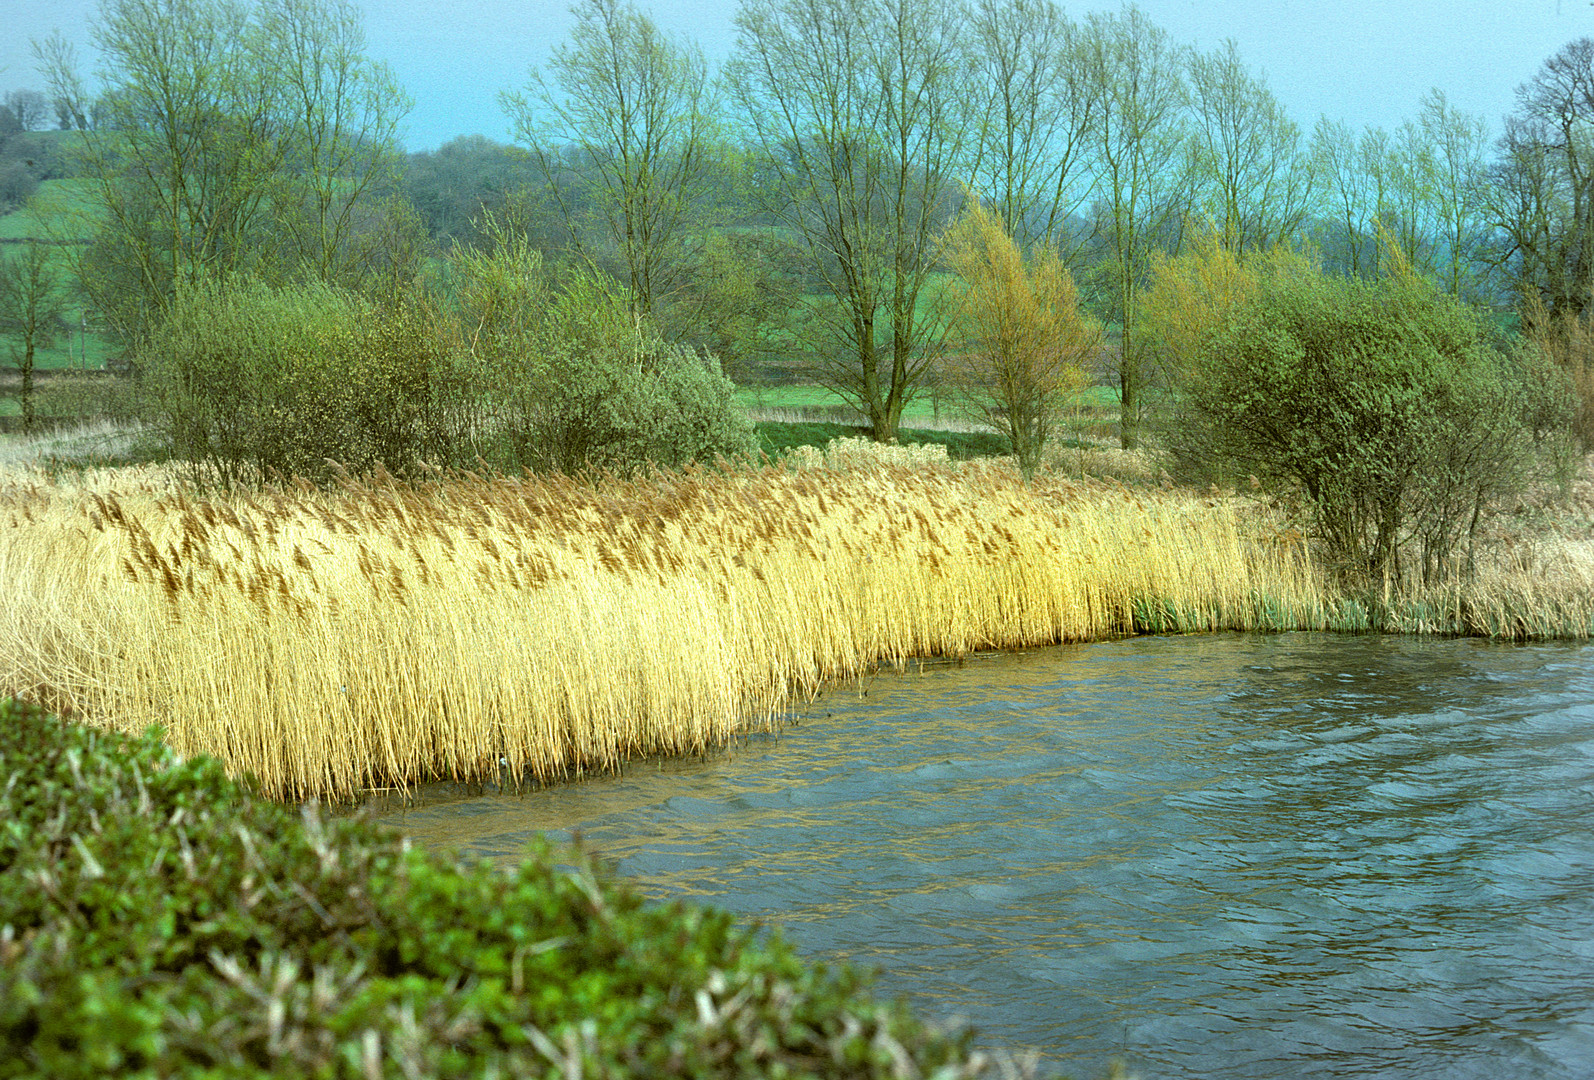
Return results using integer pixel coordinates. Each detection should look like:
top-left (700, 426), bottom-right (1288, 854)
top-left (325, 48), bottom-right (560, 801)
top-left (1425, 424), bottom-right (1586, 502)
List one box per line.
top-left (9, 0), bottom-right (1594, 152)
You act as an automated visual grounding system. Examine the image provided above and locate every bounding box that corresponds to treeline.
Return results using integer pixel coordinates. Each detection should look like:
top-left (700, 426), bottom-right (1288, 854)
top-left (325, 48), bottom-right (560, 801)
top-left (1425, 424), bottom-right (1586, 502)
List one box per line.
top-left (4, 0), bottom-right (1594, 454)
top-left (411, 0), bottom-right (1519, 447)
top-left (396, 0), bottom-right (1586, 450)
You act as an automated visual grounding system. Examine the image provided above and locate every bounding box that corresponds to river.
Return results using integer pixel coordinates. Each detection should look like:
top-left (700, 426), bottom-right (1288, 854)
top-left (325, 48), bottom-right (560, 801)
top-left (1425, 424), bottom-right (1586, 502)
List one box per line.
top-left (364, 633), bottom-right (1594, 1079)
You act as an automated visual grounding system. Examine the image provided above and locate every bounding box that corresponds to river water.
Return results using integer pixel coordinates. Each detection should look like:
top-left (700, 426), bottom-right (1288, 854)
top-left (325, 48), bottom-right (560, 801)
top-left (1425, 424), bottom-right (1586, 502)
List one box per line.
top-left (364, 633), bottom-right (1594, 1079)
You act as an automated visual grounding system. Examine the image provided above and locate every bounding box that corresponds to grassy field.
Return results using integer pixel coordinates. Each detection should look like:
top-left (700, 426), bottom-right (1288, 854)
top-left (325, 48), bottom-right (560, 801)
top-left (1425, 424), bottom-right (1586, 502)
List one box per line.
top-left (0, 327), bottom-right (117, 372)
top-left (0, 178), bottom-right (98, 241)
top-left (0, 370), bottom-right (128, 420)
top-left (0, 179), bottom-right (116, 374)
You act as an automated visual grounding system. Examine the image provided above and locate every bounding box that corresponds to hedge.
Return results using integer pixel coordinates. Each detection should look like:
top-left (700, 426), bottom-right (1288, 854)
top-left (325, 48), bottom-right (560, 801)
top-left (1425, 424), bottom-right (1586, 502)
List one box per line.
top-left (0, 700), bottom-right (999, 1078)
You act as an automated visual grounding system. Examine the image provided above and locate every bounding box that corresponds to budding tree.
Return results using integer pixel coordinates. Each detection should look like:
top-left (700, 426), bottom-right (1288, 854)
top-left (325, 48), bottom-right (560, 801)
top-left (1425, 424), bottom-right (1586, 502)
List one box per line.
top-left (35, 0), bottom-right (408, 340)
top-left (1186, 39), bottom-right (1313, 254)
top-left (964, 0), bottom-right (1098, 253)
top-left (0, 242), bottom-right (68, 433)
top-left (941, 199), bottom-right (1100, 478)
top-left (502, 0), bottom-right (720, 321)
top-left (1077, 6), bottom-right (1192, 449)
top-left (728, 0), bottom-right (974, 442)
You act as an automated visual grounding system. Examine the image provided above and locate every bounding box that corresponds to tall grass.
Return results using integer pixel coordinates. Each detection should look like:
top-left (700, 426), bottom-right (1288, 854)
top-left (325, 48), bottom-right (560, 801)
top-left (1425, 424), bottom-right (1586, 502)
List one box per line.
top-left (1, 454), bottom-right (1339, 800)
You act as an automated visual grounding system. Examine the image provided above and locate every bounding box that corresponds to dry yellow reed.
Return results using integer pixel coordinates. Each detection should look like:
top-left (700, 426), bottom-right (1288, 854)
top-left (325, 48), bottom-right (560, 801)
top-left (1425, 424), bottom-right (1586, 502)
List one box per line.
top-left (3, 455), bottom-right (1340, 800)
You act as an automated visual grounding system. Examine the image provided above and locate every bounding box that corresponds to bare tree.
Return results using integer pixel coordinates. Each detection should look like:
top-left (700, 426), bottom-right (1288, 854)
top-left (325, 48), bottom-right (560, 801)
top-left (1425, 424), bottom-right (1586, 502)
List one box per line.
top-left (1186, 39), bottom-right (1313, 254)
top-left (1491, 112), bottom-right (1568, 320)
top-left (503, 0), bottom-right (719, 321)
top-left (1078, 5), bottom-right (1191, 450)
top-left (0, 242), bottom-right (68, 433)
top-left (1356, 125), bottom-right (1396, 275)
top-left (40, 1), bottom-right (283, 337)
top-left (1415, 89), bottom-right (1490, 300)
top-left (1, 90), bottom-right (51, 133)
top-left (728, 0), bottom-right (974, 442)
top-left (1311, 117), bottom-right (1375, 277)
top-left (964, 0), bottom-right (1097, 253)
top-left (261, 0), bottom-right (410, 286)
top-left (34, 0), bottom-right (407, 340)
top-left (1312, 96), bottom-right (1483, 295)
top-left (1490, 38), bottom-right (1594, 322)
top-left (31, 33), bottom-right (90, 131)
top-left (1380, 118), bottom-right (1440, 276)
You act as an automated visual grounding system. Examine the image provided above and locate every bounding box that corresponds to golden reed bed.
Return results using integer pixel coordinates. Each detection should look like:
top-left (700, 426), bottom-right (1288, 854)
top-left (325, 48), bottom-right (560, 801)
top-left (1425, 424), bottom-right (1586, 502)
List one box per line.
top-left (0, 455), bottom-right (1342, 800)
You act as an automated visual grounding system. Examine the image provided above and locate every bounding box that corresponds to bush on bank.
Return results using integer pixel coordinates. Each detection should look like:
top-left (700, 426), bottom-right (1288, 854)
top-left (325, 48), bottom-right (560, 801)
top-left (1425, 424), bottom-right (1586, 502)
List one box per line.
top-left (1170, 266), bottom-right (1577, 587)
top-left (0, 699), bottom-right (994, 1079)
top-left (132, 265), bottom-right (756, 485)
top-left (135, 279), bottom-right (467, 486)
top-left (445, 234), bottom-right (756, 476)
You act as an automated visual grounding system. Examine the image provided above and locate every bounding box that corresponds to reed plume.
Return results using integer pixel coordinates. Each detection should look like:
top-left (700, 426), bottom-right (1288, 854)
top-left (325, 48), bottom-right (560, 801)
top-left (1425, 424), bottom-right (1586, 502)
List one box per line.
top-left (3, 452), bottom-right (1571, 801)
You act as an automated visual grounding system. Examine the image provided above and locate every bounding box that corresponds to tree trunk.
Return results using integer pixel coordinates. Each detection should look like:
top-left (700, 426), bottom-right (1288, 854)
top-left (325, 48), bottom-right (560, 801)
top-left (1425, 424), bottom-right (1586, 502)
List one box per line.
top-left (20, 341), bottom-right (34, 436)
top-left (1119, 356), bottom-right (1139, 450)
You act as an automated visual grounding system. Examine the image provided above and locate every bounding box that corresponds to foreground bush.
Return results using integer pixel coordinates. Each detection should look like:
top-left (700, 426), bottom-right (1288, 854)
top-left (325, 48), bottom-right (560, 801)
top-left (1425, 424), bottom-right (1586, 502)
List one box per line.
top-left (0, 699), bottom-right (999, 1079)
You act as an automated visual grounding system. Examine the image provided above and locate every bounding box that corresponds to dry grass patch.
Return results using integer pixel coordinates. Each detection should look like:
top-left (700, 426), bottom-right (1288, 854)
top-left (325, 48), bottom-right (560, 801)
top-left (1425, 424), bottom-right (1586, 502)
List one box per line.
top-left (1420, 455), bottom-right (1594, 638)
top-left (0, 420), bottom-right (147, 469)
top-left (0, 457), bottom-right (1338, 800)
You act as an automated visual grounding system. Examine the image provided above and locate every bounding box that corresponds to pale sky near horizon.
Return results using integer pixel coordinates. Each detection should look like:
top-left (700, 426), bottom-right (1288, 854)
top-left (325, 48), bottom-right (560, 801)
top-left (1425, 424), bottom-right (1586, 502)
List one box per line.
top-left (8, 0), bottom-right (1594, 153)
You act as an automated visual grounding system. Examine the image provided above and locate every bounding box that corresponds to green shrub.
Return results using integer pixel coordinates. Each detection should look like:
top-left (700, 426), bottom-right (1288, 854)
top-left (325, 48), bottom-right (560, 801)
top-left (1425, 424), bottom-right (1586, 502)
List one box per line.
top-left (135, 279), bottom-right (468, 485)
top-left (29, 370), bottom-right (140, 425)
top-left (0, 698), bottom-right (996, 1078)
top-left (1171, 269), bottom-right (1575, 586)
top-left (446, 228), bottom-right (755, 475)
top-left (524, 333), bottom-right (757, 475)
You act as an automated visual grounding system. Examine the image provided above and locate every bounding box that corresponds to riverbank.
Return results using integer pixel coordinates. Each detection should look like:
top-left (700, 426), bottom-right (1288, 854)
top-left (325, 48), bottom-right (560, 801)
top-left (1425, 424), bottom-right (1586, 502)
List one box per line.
top-left (2, 445), bottom-right (1590, 801)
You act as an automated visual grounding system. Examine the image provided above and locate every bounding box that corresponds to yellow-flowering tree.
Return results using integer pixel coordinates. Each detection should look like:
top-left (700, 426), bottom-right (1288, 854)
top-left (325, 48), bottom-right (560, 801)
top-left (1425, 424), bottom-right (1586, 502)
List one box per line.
top-left (1140, 229), bottom-right (1257, 385)
top-left (1141, 228), bottom-right (1317, 386)
top-left (942, 200), bottom-right (1102, 478)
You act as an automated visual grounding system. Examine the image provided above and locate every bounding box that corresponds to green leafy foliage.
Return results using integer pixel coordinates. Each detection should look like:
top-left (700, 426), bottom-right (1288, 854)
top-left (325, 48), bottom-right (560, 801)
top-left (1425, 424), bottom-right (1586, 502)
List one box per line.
top-left (940, 200), bottom-right (1101, 479)
top-left (446, 223), bottom-right (757, 475)
top-left (525, 332), bottom-right (758, 475)
top-left (135, 278), bottom-right (467, 485)
top-left (1171, 268), bottom-right (1575, 585)
top-left (133, 253), bottom-right (755, 483)
top-left (0, 698), bottom-right (995, 1078)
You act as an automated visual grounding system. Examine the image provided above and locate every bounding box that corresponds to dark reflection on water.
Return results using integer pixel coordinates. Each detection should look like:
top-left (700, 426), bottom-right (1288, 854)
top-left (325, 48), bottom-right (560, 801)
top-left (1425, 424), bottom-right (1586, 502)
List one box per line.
top-left (364, 633), bottom-right (1594, 1079)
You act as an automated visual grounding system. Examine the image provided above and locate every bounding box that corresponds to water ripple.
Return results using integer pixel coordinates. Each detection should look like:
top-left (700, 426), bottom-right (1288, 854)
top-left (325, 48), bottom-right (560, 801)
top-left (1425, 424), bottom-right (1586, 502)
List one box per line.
top-left (367, 633), bottom-right (1594, 1079)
